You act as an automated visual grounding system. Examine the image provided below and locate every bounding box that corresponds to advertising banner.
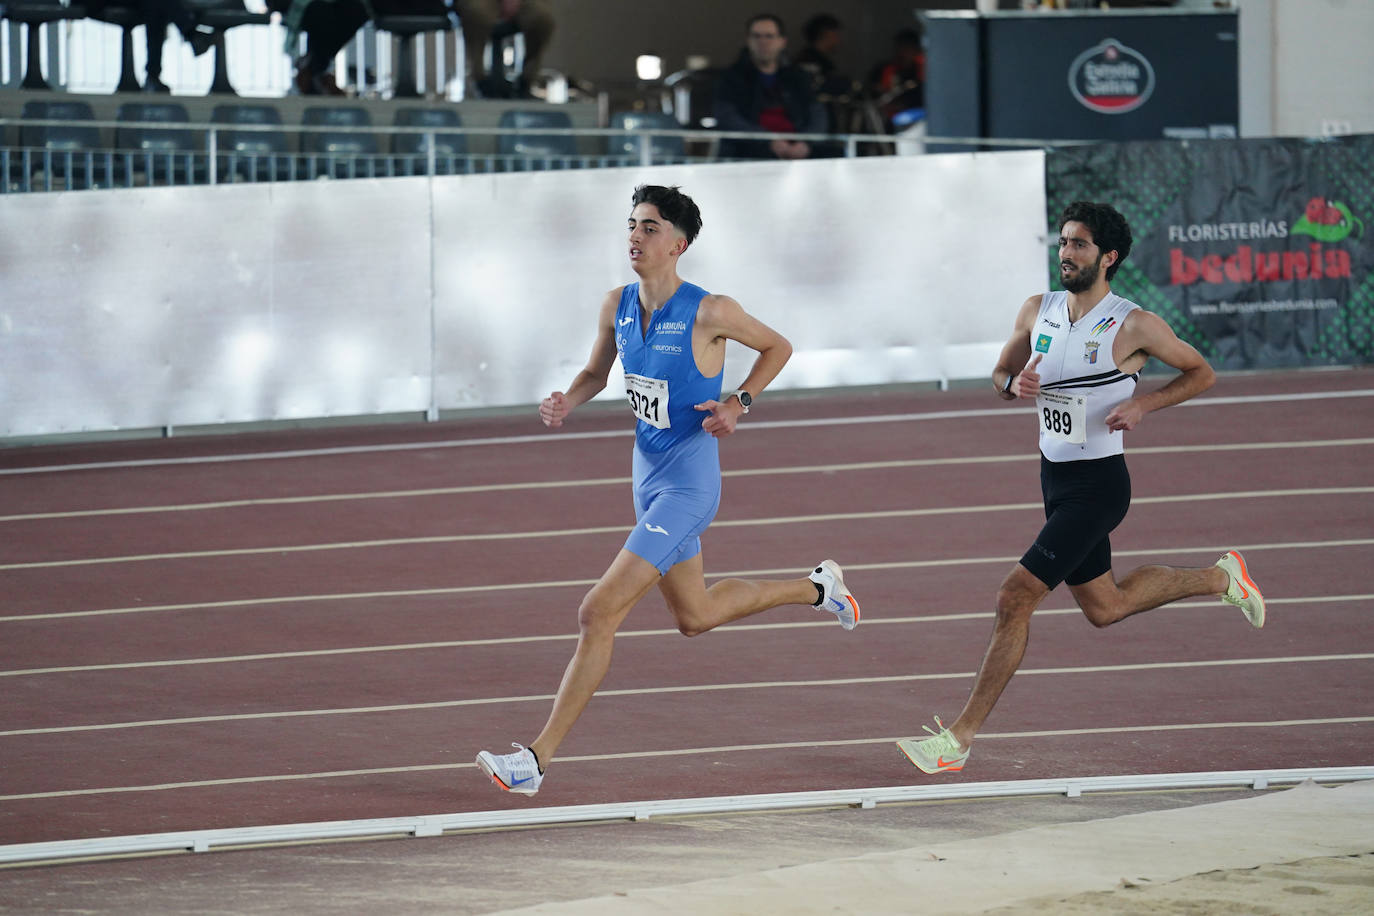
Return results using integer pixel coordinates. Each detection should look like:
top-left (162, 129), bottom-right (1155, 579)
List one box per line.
top-left (923, 11), bottom-right (1238, 147)
top-left (1045, 135), bottom-right (1373, 370)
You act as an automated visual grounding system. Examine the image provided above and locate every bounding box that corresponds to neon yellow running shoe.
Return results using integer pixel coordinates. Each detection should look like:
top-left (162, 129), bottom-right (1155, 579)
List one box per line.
top-left (897, 715), bottom-right (969, 774)
top-left (1216, 549), bottom-right (1265, 628)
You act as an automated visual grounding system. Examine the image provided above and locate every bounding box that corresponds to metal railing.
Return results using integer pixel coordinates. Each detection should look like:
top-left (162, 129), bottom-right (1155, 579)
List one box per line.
top-left (1, 116), bottom-right (1093, 193)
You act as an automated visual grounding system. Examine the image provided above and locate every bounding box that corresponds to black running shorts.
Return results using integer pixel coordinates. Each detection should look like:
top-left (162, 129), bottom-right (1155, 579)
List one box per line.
top-left (1020, 454), bottom-right (1131, 589)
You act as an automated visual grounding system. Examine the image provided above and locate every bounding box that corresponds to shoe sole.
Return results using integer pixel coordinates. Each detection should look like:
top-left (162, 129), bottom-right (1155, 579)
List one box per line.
top-left (475, 752), bottom-right (540, 796)
top-left (896, 738), bottom-right (966, 774)
top-left (817, 559), bottom-right (860, 630)
top-left (1224, 550), bottom-right (1265, 628)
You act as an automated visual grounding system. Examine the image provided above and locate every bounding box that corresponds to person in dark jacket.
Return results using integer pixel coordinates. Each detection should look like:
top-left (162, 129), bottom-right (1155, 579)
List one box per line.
top-left (712, 13), bottom-right (826, 160)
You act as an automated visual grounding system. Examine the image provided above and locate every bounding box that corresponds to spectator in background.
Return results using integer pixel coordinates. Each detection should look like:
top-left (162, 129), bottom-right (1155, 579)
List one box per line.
top-left (87, 0), bottom-right (215, 93)
top-left (867, 26), bottom-right (925, 133)
top-left (713, 13), bottom-right (826, 160)
top-left (452, 0), bottom-right (556, 99)
top-left (794, 13), bottom-right (850, 97)
top-left (270, 0), bottom-right (369, 95)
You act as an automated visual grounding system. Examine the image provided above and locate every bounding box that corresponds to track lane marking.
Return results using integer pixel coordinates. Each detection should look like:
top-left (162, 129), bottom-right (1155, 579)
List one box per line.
top-left (1, 388), bottom-right (1369, 478)
top-left (4, 487), bottom-right (1372, 571)
top-left (4, 538), bottom-right (1373, 623)
top-left (2, 653), bottom-right (1370, 734)
top-left (5, 715), bottom-right (1372, 801)
top-left (3, 437), bottom-right (1372, 523)
top-left (3, 595), bottom-right (1370, 680)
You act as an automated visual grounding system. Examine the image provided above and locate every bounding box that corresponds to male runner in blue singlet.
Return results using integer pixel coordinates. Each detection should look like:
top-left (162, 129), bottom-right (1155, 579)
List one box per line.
top-left (476, 185), bottom-right (860, 795)
top-left (899, 201), bottom-right (1267, 775)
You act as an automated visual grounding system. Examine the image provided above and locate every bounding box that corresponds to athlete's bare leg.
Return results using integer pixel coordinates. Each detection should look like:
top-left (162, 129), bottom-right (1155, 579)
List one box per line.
top-left (946, 563), bottom-right (1048, 748)
top-left (946, 561), bottom-right (1232, 749)
top-left (529, 549), bottom-right (661, 767)
top-left (658, 551), bottom-right (819, 637)
top-left (1069, 564), bottom-right (1230, 628)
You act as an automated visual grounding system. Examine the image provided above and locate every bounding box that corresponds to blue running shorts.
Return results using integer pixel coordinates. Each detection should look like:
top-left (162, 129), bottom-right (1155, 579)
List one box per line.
top-left (625, 430), bottom-right (722, 575)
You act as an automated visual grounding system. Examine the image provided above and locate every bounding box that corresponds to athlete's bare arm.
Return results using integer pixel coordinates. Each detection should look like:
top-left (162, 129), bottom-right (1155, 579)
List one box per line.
top-left (992, 295), bottom-right (1043, 400)
top-left (1104, 308), bottom-right (1216, 431)
top-left (692, 294), bottom-right (793, 437)
top-left (540, 288), bottom-right (624, 428)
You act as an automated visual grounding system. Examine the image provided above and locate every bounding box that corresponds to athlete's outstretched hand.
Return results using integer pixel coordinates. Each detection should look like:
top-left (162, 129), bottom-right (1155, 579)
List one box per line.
top-left (694, 399), bottom-right (742, 438)
top-left (540, 391), bottom-right (571, 428)
top-left (1015, 353), bottom-right (1043, 398)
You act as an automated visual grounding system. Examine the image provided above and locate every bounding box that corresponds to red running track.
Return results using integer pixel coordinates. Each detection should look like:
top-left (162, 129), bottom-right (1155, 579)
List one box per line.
top-left (2, 369), bottom-right (1373, 846)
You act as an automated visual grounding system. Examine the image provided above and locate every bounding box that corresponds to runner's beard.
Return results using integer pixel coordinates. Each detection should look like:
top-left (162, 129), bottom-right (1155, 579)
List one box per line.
top-left (1061, 255), bottom-right (1104, 293)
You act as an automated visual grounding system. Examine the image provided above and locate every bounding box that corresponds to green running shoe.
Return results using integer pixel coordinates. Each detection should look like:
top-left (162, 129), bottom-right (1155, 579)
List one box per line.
top-left (897, 715), bottom-right (969, 774)
top-left (1216, 550), bottom-right (1265, 628)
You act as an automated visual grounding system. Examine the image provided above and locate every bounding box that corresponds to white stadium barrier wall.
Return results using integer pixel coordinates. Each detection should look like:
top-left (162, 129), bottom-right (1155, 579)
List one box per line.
top-left (0, 152), bottom-right (1048, 438)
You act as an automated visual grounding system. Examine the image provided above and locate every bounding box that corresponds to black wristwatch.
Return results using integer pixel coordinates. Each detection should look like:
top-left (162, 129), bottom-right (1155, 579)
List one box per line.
top-left (1001, 373), bottom-right (1017, 395)
top-left (729, 389), bottom-right (753, 413)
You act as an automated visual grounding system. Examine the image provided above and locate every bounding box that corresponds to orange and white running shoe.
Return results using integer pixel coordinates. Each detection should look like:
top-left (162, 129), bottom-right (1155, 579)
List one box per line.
top-left (897, 715), bottom-right (969, 774)
top-left (1216, 550), bottom-right (1265, 628)
top-left (476, 743), bottom-right (543, 795)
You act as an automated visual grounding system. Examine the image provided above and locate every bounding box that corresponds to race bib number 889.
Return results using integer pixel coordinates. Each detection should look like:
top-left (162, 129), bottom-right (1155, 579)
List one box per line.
top-left (624, 373), bottom-right (671, 429)
top-left (1037, 391), bottom-right (1086, 444)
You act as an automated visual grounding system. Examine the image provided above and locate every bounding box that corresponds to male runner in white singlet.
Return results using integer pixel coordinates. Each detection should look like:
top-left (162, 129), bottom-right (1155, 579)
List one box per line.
top-left (899, 201), bottom-right (1267, 775)
top-left (476, 185), bottom-right (860, 796)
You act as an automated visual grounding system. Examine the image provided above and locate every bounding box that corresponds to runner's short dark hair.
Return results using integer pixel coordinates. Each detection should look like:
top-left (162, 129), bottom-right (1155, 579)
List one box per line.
top-left (631, 185), bottom-right (703, 245)
top-left (1059, 201), bottom-right (1133, 280)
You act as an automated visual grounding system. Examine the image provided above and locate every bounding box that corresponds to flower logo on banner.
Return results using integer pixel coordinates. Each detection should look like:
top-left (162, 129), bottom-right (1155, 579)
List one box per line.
top-left (1294, 197), bottom-right (1365, 244)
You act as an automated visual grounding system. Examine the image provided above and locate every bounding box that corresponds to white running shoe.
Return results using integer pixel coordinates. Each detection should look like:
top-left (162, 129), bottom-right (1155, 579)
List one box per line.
top-left (1216, 550), bottom-right (1265, 628)
top-left (476, 743), bottom-right (543, 796)
top-left (809, 559), bottom-right (860, 630)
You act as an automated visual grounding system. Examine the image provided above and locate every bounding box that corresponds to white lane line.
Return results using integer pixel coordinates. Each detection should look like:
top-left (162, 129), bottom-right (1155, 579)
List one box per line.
top-left (3, 594), bottom-right (1370, 681)
top-left (4, 486), bottom-right (1372, 571)
top-left (1, 388), bottom-right (1369, 477)
top-left (4, 538), bottom-right (1373, 624)
top-left (2, 652), bottom-right (1370, 734)
top-left (5, 715), bottom-right (1372, 801)
top-left (4, 437), bottom-right (1373, 524)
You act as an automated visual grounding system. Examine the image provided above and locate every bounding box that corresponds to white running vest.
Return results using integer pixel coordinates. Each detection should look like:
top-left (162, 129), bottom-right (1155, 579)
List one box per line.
top-left (1031, 291), bottom-right (1140, 463)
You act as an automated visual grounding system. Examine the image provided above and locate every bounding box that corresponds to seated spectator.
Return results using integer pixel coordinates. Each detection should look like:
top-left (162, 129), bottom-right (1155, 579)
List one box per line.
top-left (794, 12), bottom-right (850, 97)
top-left (867, 26), bottom-right (925, 133)
top-left (452, 0), bottom-right (556, 99)
top-left (712, 13), bottom-right (826, 160)
top-left (87, 0), bottom-right (215, 93)
top-left (271, 1), bottom-right (453, 96)
top-left (269, 0), bottom-right (368, 95)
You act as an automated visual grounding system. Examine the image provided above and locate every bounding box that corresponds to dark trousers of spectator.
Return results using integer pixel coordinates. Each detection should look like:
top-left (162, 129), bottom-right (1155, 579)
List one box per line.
top-left (140, 0), bottom-right (198, 85)
top-left (296, 1), bottom-right (370, 94)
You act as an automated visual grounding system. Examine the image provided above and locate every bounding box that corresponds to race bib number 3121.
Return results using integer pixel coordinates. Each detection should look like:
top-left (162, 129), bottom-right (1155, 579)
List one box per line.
top-left (1037, 391), bottom-right (1086, 444)
top-left (624, 373), bottom-right (671, 429)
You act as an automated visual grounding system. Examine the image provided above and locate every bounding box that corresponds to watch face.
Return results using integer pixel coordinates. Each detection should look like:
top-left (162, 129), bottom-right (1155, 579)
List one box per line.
top-left (737, 390), bottom-right (752, 408)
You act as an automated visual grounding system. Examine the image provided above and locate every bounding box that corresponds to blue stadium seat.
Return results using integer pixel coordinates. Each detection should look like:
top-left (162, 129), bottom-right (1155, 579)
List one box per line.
top-left (115, 101), bottom-right (206, 185)
top-left (497, 108), bottom-right (576, 171)
top-left (18, 100), bottom-right (111, 191)
top-left (607, 111), bottom-right (688, 164)
top-left (391, 107), bottom-right (467, 176)
top-left (211, 104), bottom-right (295, 182)
top-left (301, 106), bottom-right (385, 179)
